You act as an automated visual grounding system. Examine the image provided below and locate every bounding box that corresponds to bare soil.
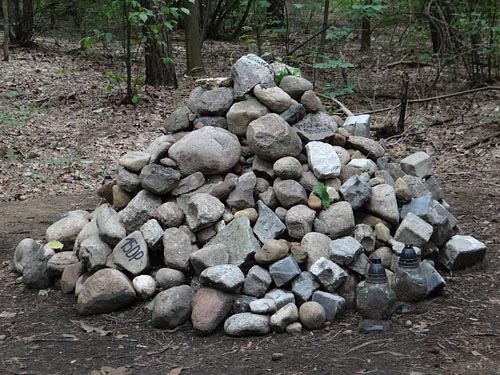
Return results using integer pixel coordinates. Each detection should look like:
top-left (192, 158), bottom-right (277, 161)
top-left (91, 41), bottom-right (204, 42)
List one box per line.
top-left (1, 38), bottom-right (500, 375)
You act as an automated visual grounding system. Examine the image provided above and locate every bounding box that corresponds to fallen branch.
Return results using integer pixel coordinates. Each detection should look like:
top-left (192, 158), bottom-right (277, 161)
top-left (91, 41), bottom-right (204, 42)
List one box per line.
top-left (386, 60), bottom-right (432, 68)
top-left (317, 93), bottom-right (354, 116)
top-left (343, 339), bottom-right (387, 355)
top-left (464, 130), bottom-right (500, 149)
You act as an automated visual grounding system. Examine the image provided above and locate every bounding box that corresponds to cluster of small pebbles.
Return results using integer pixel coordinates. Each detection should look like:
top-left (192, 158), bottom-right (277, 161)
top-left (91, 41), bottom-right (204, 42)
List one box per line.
top-left (13, 54), bottom-right (487, 337)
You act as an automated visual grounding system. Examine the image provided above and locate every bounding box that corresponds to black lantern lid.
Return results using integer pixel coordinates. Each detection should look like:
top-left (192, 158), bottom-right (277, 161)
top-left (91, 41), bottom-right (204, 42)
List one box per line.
top-left (399, 243), bottom-right (419, 268)
top-left (367, 258), bottom-right (388, 284)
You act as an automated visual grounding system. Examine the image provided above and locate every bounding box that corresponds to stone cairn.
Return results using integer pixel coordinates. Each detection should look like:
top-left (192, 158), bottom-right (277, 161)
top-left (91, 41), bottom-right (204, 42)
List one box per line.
top-left (13, 54), bottom-right (487, 336)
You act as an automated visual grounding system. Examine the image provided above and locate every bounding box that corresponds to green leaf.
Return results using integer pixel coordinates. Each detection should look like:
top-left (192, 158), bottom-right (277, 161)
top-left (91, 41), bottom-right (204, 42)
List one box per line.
top-left (313, 60), bottom-right (356, 69)
top-left (48, 240), bottom-right (64, 250)
top-left (131, 96), bottom-right (139, 104)
top-left (104, 32), bottom-right (113, 42)
top-left (139, 13), bottom-right (148, 22)
top-left (312, 182), bottom-right (332, 209)
top-left (180, 7), bottom-right (190, 14)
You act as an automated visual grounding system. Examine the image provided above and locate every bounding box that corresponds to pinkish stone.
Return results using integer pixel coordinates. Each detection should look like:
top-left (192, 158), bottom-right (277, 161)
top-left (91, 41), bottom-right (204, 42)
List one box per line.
top-left (61, 262), bottom-right (84, 294)
top-left (191, 288), bottom-right (232, 335)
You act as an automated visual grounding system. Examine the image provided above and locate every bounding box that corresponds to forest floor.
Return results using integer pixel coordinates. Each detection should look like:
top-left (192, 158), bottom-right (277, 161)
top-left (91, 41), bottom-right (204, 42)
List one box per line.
top-left (1, 36), bottom-right (500, 375)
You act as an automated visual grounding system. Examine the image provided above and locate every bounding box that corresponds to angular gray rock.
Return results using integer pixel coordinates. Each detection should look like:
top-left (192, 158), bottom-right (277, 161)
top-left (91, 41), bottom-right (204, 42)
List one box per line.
top-left (189, 243), bottom-right (229, 275)
top-left (253, 83), bottom-right (292, 113)
top-left (168, 127), bottom-right (241, 175)
top-left (285, 204), bottom-right (316, 239)
top-left (329, 236), bottom-right (364, 265)
top-left (77, 269), bottom-right (136, 316)
top-left (273, 179), bottom-right (308, 208)
top-left (152, 285), bottom-right (194, 328)
top-left (163, 105), bottom-right (192, 133)
top-left (279, 76), bottom-right (313, 100)
top-left (199, 264), bottom-right (245, 293)
top-left (95, 204), bottom-right (126, 247)
top-left (363, 184), bottom-right (399, 226)
top-left (155, 202), bottom-right (184, 229)
top-left (163, 227), bottom-right (194, 272)
top-left (224, 313), bottom-right (271, 336)
top-left (170, 172), bottom-right (206, 196)
top-left (253, 200), bottom-right (286, 244)
top-left (354, 224), bottom-right (376, 253)
top-left (112, 231), bottom-right (149, 276)
top-left (116, 166), bottom-right (141, 194)
top-left (265, 288), bottom-right (295, 309)
top-left (227, 171), bottom-right (256, 210)
top-left (46, 210), bottom-right (90, 250)
top-left (247, 113), bottom-right (303, 162)
top-left (140, 164), bottom-right (180, 195)
top-left (232, 54), bottom-right (275, 99)
top-left (310, 257), bottom-right (347, 292)
top-left (313, 201), bottom-right (355, 239)
top-left (340, 175), bottom-right (372, 210)
top-left (343, 114), bottom-right (370, 137)
top-left (312, 291), bottom-right (345, 321)
top-left (118, 151), bottom-right (151, 172)
top-left (420, 260), bottom-right (446, 296)
top-left (292, 112), bottom-right (337, 142)
top-left (270, 303), bottom-right (299, 332)
top-left (281, 103), bottom-right (306, 125)
top-left (140, 219), bottom-right (164, 251)
top-left (227, 97), bottom-right (270, 136)
top-left (439, 235), bottom-right (487, 271)
top-left (119, 190), bottom-right (162, 232)
top-left (185, 193), bottom-right (225, 231)
top-left (208, 217), bottom-right (261, 265)
top-left (291, 271), bottom-right (320, 303)
top-left (189, 87), bottom-right (234, 116)
top-left (250, 298), bottom-right (277, 314)
top-left (79, 236), bottom-right (112, 272)
top-left (394, 212), bottom-right (434, 247)
top-left (243, 265), bottom-right (272, 297)
top-left (346, 252), bottom-right (370, 276)
top-left (400, 195), bottom-right (433, 220)
top-left (305, 141), bottom-right (341, 179)
top-left (401, 151), bottom-right (432, 178)
top-left (269, 255), bottom-right (301, 287)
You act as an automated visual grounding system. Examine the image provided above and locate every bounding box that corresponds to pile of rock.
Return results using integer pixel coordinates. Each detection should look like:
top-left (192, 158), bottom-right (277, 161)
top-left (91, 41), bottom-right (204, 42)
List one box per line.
top-left (13, 54), bottom-right (487, 337)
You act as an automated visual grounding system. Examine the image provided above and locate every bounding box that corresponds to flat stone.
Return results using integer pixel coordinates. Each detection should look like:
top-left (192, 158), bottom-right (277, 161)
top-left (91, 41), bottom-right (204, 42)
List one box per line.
top-left (274, 179), bottom-right (308, 208)
top-left (155, 268), bottom-right (186, 289)
top-left (401, 175), bottom-right (430, 198)
top-left (363, 184), bottom-right (399, 226)
top-left (285, 204), bottom-right (316, 239)
top-left (346, 136), bottom-right (385, 160)
top-left (291, 271), bottom-right (320, 303)
top-left (208, 217), bottom-right (261, 265)
top-left (224, 313), bottom-right (271, 336)
top-left (340, 175), bottom-right (372, 210)
top-left (346, 252), bottom-right (370, 276)
top-left (227, 97), bottom-right (270, 136)
top-left (227, 171), bottom-right (256, 210)
top-left (47, 252), bottom-right (79, 276)
top-left (253, 200), bottom-right (286, 243)
top-left (293, 112), bottom-right (337, 142)
top-left (329, 236), bottom-right (364, 265)
top-left (343, 114), bottom-right (371, 137)
top-left (185, 193), bottom-right (225, 231)
top-left (401, 151), bottom-right (432, 178)
top-left (163, 227), bottom-right (194, 272)
top-left (270, 303), bottom-right (299, 332)
top-left (250, 298), bottom-right (277, 314)
top-left (247, 113), bottom-right (303, 162)
top-left (314, 201), bottom-right (355, 239)
top-left (243, 265), bottom-right (272, 298)
top-left (140, 164), bottom-right (180, 195)
top-left (119, 190), bottom-right (162, 232)
top-left (255, 239), bottom-right (289, 265)
top-left (394, 212), bottom-right (434, 247)
top-left (140, 219), bottom-right (164, 251)
top-left (189, 86), bottom-right (234, 116)
top-left (439, 235), bottom-right (487, 271)
top-left (112, 231), bottom-right (149, 276)
top-left (61, 262), bottom-right (84, 294)
top-left (305, 141), bottom-right (341, 179)
top-left (401, 195), bottom-right (433, 220)
top-left (265, 289), bottom-right (295, 309)
top-left (189, 244), bottom-right (229, 275)
top-left (77, 269), bottom-right (135, 315)
top-left (164, 105), bottom-right (192, 133)
top-left (118, 151), bottom-right (151, 172)
top-left (269, 255), bottom-right (301, 287)
top-left (95, 204), bottom-right (126, 247)
top-left (254, 83), bottom-right (292, 113)
top-left (302, 232), bottom-right (331, 270)
top-left (232, 54), bottom-right (275, 99)
top-left (310, 257), bottom-right (347, 292)
top-left (280, 103), bottom-right (306, 125)
top-left (152, 285), bottom-right (194, 328)
top-left (79, 236), bottom-right (112, 272)
top-left (168, 127), bottom-right (241, 176)
top-left (200, 264), bottom-right (245, 293)
top-left (312, 291), bottom-right (345, 321)
top-left (348, 158), bottom-right (378, 175)
top-left (191, 288), bottom-right (233, 334)
top-left (170, 172), bottom-right (205, 196)
top-left (46, 210), bottom-right (89, 250)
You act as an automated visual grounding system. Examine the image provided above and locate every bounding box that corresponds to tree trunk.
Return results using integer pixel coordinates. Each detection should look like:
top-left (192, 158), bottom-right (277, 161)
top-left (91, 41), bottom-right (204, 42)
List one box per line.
top-left (123, 0), bottom-right (133, 102)
top-left (267, 0), bottom-right (284, 23)
top-left (185, 0), bottom-right (204, 75)
top-left (2, 0), bottom-right (8, 61)
top-left (426, 0), bottom-right (454, 54)
top-left (317, 0), bottom-right (329, 62)
top-left (9, 0), bottom-right (33, 47)
top-left (360, 0), bottom-right (371, 50)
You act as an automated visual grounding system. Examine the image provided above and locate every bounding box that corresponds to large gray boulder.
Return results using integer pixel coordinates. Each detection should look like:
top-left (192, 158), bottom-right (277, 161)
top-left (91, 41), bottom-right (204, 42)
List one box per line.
top-left (45, 210), bottom-right (90, 250)
top-left (226, 97), bottom-right (270, 136)
top-left (140, 164), bottom-right (180, 195)
top-left (224, 313), bottom-right (271, 336)
top-left (247, 114), bottom-right (303, 162)
top-left (168, 127), bottom-right (241, 176)
top-left (152, 285), bottom-right (194, 328)
top-left (439, 235), bottom-right (487, 271)
top-left (119, 190), bottom-right (162, 233)
top-left (112, 231), bottom-right (150, 276)
top-left (231, 54), bottom-right (275, 99)
top-left (188, 86), bottom-right (234, 116)
top-left (314, 201), bottom-right (355, 239)
top-left (77, 269), bottom-right (136, 315)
